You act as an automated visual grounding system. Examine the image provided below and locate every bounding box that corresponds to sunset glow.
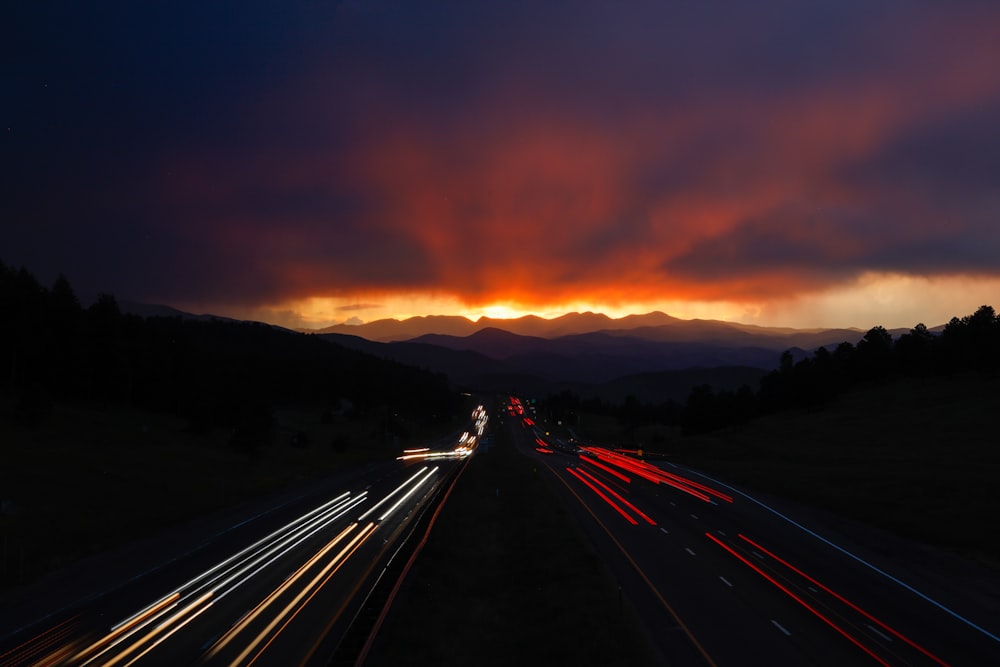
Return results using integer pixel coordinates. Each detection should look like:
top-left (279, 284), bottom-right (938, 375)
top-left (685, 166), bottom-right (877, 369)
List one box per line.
top-left (4, 2), bottom-right (999, 331)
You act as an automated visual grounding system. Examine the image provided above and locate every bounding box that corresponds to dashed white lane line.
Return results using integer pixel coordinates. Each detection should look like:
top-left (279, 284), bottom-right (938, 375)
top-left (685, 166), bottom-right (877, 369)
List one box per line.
top-left (659, 527), bottom-right (670, 535)
top-left (807, 586), bottom-right (818, 593)
top-left (690, 513), bottom-right (699, 520)
top-left (751, 550), bottom-right (765, 560)
top-left (867, 624), bottom-right (893, 642)
top-left (719, 576), bottom-right (733, 587)
top-left (772, 620), bottom-right (792, 636)
top-left (717, 530), bottom-right (726, 537)
top-left (685, 547), bottom-right (696, 556)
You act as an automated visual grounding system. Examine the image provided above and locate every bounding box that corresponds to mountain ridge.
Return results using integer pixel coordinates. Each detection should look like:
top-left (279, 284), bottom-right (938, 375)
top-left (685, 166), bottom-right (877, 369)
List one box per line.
top-left (304, 310), bottom-right (875, 343)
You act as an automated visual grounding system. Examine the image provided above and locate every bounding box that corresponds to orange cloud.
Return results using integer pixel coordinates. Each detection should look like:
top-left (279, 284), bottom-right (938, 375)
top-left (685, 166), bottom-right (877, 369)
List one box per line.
top-left (145, 2), bottom-right (1000, 327)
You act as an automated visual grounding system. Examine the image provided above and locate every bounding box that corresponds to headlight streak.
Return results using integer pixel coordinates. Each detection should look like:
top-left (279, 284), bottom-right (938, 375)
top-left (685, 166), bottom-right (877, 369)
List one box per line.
top-left (238, 523), bottom-right (378, 667)
top-left (71, 594), bottom-right (180, 665)
top-left (705, 532), bottom-right (893, 667)
top-left (205, 522), bottom-right (360, 661)
top-left (18, 438), bottom-right (463, 667)
top-left (99, 592), bottom-right (214, 667)
top-left (108, 492), bottom-right (355, 635)
top-left (205, 495), bottom-right (369, 606)
top-left (377, 467), bottom-right (438, 522)
top-left (358, 467), bottom-right (428, 521)
top-left (76, 492), bottom-right (366, 666)
top-left (736, 534), bottom-right (953, 667)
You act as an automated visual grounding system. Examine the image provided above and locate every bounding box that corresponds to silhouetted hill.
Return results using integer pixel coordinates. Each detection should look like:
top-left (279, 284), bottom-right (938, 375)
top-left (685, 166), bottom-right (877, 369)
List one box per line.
top-left (410, 327), bottom-right (552, 359)
top-left (308, 310), bottom-right (885, 347)
top-left (316, 333), bottom-right (510, 380)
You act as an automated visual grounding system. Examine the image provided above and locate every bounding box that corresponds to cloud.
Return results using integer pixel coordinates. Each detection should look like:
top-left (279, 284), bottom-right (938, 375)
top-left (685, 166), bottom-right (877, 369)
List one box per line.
top-left (4, 1), bottom-right (1000, 326)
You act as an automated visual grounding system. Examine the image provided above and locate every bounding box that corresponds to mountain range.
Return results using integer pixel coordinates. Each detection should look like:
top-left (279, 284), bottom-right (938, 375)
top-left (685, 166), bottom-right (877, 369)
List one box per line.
top-left (305, 312), bottom-right (919, 404)
top-left (115, 303), bottom-right (931, 402)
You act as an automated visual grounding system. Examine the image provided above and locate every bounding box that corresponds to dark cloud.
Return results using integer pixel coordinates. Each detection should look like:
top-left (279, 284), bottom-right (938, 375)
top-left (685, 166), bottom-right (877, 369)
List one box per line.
top-left (2, 1), bottom-right (999, 318)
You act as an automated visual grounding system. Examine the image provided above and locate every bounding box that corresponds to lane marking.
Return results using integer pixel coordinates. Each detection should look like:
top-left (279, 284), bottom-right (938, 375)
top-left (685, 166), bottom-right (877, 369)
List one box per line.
top-left (545, 462), bottom-right (720, 667)
top-left (675, 465), bottom-right (1000, 644)
top-left (717, 530), bottom-right (726, 537)
top-left (772, 620), bottom-right (792, 636)
top-left (685, 547), bottom-right (696, 556)
top-left (867, 624), bottom-right (893, 643)
top-left (808, 586), bottom-right (818, 593)
top-left (690, 514), bottom-right (699, 520)
top-left (720, 576), bottom-right (733, 587)
top-left (659, 527), bottom-right (670, 535)
top-left (751, 550), bottom-right (764, 560)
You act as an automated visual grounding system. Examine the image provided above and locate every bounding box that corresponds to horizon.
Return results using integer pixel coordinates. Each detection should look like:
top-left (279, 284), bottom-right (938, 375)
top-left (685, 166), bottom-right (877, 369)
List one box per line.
top-left (5, 3), bottom-right (1000, 333)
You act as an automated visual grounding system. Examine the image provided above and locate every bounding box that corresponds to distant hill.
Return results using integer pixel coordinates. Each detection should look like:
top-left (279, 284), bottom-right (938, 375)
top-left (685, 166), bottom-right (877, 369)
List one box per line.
top-left (308, 310), bottom-right (888, 348)
top-left (116, 301), bottom-right (936, 404)
top-left (310, 311), bottom-right (687, 341)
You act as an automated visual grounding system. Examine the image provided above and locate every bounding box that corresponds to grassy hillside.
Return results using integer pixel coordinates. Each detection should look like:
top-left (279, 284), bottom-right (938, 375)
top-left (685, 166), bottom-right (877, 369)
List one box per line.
top-left (0, 400), bottom-right (413, 591)
top-left (577, 374), bottom-right (1000, 568)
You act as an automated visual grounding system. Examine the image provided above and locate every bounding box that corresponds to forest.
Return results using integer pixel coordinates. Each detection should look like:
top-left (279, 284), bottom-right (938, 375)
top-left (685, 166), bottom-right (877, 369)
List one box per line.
top-left (0, 261), bottom-right (464, 450)
top-left (541, 305), bottom-right (1000, 436)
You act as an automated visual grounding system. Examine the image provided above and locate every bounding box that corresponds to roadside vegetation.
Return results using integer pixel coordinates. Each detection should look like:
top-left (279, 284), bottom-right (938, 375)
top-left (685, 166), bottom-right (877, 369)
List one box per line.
top-left (0, 262), bottom-right (465, 590)
top-left (532, 304), bottom-right (1000, 568)
top-left (569, 374), bottom-right (1000, 570)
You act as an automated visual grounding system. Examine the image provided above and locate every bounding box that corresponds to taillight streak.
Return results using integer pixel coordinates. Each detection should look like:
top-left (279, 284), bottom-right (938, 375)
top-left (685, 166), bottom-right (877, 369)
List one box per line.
top-left (581, 447), bottom-right (733, 503)
top-left (0, 615), bottom-right (78, 667)
top-left (737, 534), bottom-right (952, 667)
top-left (705, 532), bottom-right (892, 667)
top-left (579, 456), bottom-right (631, 484)
top-left (566, 467), bottom-right (638, 525)
top-left (574, 468), bottom-right (656, 525)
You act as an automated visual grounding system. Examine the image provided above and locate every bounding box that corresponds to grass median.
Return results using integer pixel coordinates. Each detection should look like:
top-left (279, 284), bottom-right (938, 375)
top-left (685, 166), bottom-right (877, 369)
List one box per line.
top-left (366, 417), bottom-right (658, 666)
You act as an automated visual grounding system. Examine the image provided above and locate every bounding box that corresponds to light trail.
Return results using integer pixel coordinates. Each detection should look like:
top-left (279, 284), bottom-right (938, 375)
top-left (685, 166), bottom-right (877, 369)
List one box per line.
top-left (705, 532), bottom-right (891, 666)
top-left (232, 523), bottom-right (377, 666)
top-left (580, 455), bottom-right (631, 484)
top-left (358, 468), bottom-right (429, 521)
top-left (566, 467), bottom-right (638, 525)
top-left (80, 492), bottom-right (365, 665)
top-left (575, 468), bottom-right (656, 525)
top-left (674, 463), bottom-right (1000, 645)
top-left (738, 534), bottom-right (952, 667)
top-left (205, 523), bottom-right (360, 660)
top-left (377, 467), bottom-right (437, 522)
top-left (100, 592), bottom-right (214, 667)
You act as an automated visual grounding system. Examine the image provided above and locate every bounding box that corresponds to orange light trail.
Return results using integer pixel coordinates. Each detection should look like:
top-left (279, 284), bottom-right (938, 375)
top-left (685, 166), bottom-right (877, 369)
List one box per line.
top-left (206, 522), bottom-right (359, 660)
top-left (233, 523), bottom-right (377, 666)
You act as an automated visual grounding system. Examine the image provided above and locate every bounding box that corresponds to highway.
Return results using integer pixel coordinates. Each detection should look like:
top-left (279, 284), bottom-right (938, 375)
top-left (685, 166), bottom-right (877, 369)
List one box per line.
top-left (507, 397), bottom-right (1000, 666)
top-left (0, 405), bottom-right (489, 667)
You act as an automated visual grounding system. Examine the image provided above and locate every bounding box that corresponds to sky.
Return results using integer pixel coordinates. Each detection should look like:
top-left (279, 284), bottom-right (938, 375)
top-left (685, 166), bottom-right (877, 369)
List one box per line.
top-left (3, 1), bottom-right (999, 330)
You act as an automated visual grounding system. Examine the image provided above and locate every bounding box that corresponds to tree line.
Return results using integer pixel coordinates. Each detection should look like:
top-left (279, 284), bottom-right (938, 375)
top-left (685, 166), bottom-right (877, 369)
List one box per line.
top-left (540, 305), bottom-right (1000, 436)
top-left (0, 261), bottom-right (463, 448)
